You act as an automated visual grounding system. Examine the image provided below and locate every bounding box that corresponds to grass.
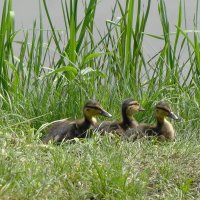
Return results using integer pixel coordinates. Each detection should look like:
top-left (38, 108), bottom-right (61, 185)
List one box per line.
top-left (0, 0), bottom-right (200, 198)
top-left (0, 128), bottom-right (199, 199)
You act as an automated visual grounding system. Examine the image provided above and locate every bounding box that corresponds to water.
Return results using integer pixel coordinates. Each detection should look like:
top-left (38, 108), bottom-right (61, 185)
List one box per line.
top-left (0, 1), bottom-right (196, 33)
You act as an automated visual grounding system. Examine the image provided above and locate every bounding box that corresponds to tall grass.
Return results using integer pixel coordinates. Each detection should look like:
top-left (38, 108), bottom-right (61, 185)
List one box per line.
top-left (0, 0), bottom-right (199, 126)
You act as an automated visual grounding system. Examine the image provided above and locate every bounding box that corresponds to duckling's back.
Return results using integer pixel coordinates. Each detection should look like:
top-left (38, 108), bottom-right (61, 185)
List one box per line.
top-left (96, 121), bottom-right (124, 135)
top-left (124, 120), bottom-right (175, 141)
top-left (42, 120), bottom-right (75, 143)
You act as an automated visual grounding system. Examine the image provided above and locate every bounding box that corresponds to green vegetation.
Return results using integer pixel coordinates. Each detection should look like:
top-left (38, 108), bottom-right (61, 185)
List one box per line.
top-left (0, 0), bottom-right (199, 199)
top-left (1, 133), bottom-right (200, 199)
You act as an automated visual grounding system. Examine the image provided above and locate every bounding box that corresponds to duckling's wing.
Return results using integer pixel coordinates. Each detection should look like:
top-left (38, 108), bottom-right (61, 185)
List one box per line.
top-left (123, 124), bottom-right (159, 141)
top-left (95, 121), bottom-right (111, 133)
top-left (42, 120), bottom-right (75, 143)
top-left (123, 127), bottom-right (143, 141)
top-left (97, 121), bottom-right (122, 133)
top-left (97, 121), bottom-right (112, 129)
top-left (137, 124), bottom-right (158, 136)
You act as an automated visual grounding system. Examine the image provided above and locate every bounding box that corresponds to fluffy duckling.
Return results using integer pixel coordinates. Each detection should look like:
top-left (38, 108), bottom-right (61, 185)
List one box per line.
top-left (96, 98), bottom-right (145, 135)
top-left (42, 100), bottom-right (112, 144)
top-left (125, 101), bottom-right (179, 141)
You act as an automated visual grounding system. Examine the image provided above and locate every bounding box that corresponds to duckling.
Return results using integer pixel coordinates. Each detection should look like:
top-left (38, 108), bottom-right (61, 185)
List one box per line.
top-left (42, 100), bottom-right (112, 144)
top-left (124, 101), bottom-right (179, 141)
top-left (96, 98), bottom-right (145, 135)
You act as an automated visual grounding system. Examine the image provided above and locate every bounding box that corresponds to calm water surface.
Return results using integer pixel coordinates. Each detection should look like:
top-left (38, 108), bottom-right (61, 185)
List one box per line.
top-left (0, 0), bottom-right (197, 60)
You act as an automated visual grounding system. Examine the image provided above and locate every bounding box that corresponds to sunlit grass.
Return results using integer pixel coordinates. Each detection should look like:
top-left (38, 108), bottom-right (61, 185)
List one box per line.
top-left (0, 129), bottom-right (199, 199)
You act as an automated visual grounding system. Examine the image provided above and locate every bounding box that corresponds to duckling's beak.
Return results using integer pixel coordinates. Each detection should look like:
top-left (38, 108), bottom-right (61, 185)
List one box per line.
top-left (100, 109), bottom-right (112, 117)
top-left (168, 111), bottom-right (179, 120)
top-left (139, 107), bottom-right (145, 112)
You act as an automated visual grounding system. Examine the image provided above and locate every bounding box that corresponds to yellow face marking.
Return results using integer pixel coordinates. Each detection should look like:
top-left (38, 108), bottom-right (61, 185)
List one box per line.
top-left (84, 107), bottom-right (101, 118)
top-left (126, 101), bottom-right (141, 116)
top-left (155, 108), bottom-right (169, 119)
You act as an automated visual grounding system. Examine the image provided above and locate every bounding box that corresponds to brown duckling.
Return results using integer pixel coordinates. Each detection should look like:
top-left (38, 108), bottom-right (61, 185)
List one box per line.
top-left (95, 98), bottom-right (145, 135)
top-left (125, 101), bottom-right (179, 141)
top-left (42, 100), bottom-right (112, 144)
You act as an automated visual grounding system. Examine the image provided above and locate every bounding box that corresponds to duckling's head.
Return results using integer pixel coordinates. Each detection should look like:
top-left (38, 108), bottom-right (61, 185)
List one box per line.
top-left (122, 98), bottom-right (145, 118)
top-left (83, 100), bottom-right (112, 120)
top-left (155, 101), bottom-right (179, 120)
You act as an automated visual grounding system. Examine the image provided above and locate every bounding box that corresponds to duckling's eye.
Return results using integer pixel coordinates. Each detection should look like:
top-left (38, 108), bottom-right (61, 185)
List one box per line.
top-left (85, 108), bottom-right (90, 112)
top-left (128, 105), bottom-right (137, 112)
